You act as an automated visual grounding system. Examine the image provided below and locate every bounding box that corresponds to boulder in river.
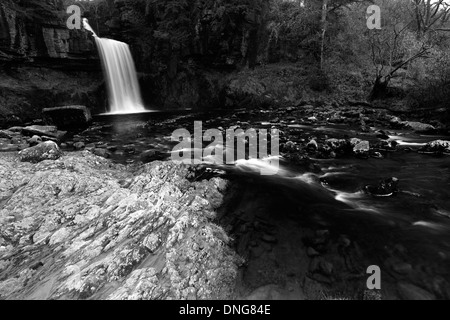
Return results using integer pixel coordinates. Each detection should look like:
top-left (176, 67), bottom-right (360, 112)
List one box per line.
top-left (363, 177), bottom-right (399, 197)
top-left (18, 141), bottom-right (63, 163)
top-left (363, 177), bottom-right (398, 197)
top-left (326, 138), bottom-right (350, 153)
top-left (419, 140), bottom-right (450, 155)
top-left (42, 106), bottom-right (92, 129)
top-left (140, 149), bottom-right (167, 163)
top-left (402, 121), bottom-right (435, 133)
top-left (389, 116), bottom-right (404, 128)
top-left (373, 139), bottom-right (397, 151)
top-left (376, 130), bottom-right (390, 140)
top-left (390, 118), bottom-right (436, 133)
top-left (306, 139), bottom-right (318, 151)
top-left (353, 140), bottom-right (370, 156)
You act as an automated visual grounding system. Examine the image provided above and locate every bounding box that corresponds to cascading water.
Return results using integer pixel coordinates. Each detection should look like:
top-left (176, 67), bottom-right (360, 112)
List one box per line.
top-left (83, 19), bottom-right (145, 114)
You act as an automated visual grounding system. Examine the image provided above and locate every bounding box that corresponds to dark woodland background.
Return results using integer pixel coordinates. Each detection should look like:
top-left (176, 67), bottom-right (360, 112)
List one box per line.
top-left (1, 0), bottom-right (450, 126)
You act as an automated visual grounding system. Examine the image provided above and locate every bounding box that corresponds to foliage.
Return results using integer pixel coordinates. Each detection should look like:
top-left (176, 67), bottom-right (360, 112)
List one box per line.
top-left (407, 47), bottom-right (450, 110)
top-left (7, 0), bottom-right (450, 114)
top-left (267, 0), bottom-right (321, 50)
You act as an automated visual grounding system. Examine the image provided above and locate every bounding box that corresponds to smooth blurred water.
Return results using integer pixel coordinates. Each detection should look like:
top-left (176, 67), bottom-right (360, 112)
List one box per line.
top-left (83, 19), bottom-right (145, 114)
top-left (77, 112), bottom-right (450, 298)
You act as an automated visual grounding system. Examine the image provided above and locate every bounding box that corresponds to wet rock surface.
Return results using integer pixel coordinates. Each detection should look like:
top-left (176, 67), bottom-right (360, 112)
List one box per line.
top-left (419, 140), bottom-right (450, 155)
top-left (0, 153), bottom-right (241, 300)
top-left (363, 177), bottom-right (399, 197)
top-left (1, 103), bottom-right (450, 300)
top-left (18, 141), bottom-right (63, 163)
top-left (21, 126), bottom-right (67, 141)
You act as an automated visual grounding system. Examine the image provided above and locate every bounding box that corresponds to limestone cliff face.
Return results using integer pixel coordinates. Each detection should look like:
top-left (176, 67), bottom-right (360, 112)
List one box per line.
top-left (0, 1), bottom-right (104, 127)
top-left (0, 0), bottom-right (272, 125)
top-left (0, 1), bottom-right (96, 62)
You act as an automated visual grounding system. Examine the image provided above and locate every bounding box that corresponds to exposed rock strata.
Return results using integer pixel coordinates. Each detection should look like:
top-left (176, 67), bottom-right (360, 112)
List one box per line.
top-left (0, 152), bottom-right (241, 300)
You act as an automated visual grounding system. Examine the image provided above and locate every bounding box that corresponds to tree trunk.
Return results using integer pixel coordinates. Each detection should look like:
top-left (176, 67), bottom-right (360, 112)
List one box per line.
top-left (247, 28), bottom-right (259, 69)
top-left (319, 0), bottom-right (328, 70)
top-left (369, 76), bottom-right (389, 101)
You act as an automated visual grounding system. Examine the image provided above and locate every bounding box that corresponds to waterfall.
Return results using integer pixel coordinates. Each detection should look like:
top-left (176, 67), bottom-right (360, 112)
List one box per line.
top-left (83, 19), bottom-right (145, 114)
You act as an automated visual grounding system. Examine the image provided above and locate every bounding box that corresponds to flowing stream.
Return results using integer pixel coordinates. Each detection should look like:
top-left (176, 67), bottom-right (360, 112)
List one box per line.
top-left (71, 111), bottom-right (450, 299)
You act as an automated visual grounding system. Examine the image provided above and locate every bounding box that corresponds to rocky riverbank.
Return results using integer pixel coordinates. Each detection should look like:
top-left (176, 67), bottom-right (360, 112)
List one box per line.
top-left (2, 102), bottom-right (449, 300)
top-left (0, 149), bottom-right (384, 300)
top-left (0, 152), bottom-right (243, 299)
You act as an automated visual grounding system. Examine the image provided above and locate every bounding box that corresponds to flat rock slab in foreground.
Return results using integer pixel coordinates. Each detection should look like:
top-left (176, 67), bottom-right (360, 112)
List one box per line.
top-left (0, 152), bottom-right (240, 299)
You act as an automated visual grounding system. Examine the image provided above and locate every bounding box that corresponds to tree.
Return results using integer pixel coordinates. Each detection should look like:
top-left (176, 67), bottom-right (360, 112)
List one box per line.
top-left (267, 0), bottom-right (371, 67)
top-left (319, 0), bottom-right (329, 69)
top-left (411, 0), bottom-right (450, 35)
top-left (147, 0), bottom-right (268, 69)
top-left (368, 0), bottom-right (433, 100)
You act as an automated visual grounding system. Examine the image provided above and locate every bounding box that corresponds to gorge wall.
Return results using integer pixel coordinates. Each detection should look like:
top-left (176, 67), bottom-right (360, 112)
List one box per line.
top-left (0, 0), bottom-right (275, 128)
top-left (0, 0), bottom-right (103, 127)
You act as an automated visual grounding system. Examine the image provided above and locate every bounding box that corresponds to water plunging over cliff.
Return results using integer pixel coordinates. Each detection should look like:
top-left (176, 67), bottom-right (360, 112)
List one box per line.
top-left (83, 19), bottom-right (145, 114)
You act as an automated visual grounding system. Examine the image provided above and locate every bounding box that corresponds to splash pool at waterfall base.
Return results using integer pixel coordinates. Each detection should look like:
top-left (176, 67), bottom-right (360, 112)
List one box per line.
top-left (49, 104), bottom-right (450, 300)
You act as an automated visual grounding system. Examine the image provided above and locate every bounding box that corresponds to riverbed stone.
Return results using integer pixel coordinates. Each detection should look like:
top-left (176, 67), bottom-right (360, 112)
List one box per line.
top-left (140, 150), bottom-right (166, 163)
top-left (22, 125), bottom-right (66, 140)
top-left (326, 138), bottom-right (349, 152)
top-left (306, 139), bottom-right (318, 150)
top-left (73, 142), bottom-right (85, 150)
top-left (403, 121), bottom-right (435, 132)
top-left (419, 140), bottom-right (450, 154)
top-left (42, 106), bottom-right (92, 129)
top-left (91, 148), bottom-right (110, 158)
top-left (18, 141), bottom-right (62, 163)
top-left (28, 135), bottom-right (42, 146)
top-left (364, 177), bottom-right (399, 197)
top-left (353, 140), bottom-right (370, 155)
